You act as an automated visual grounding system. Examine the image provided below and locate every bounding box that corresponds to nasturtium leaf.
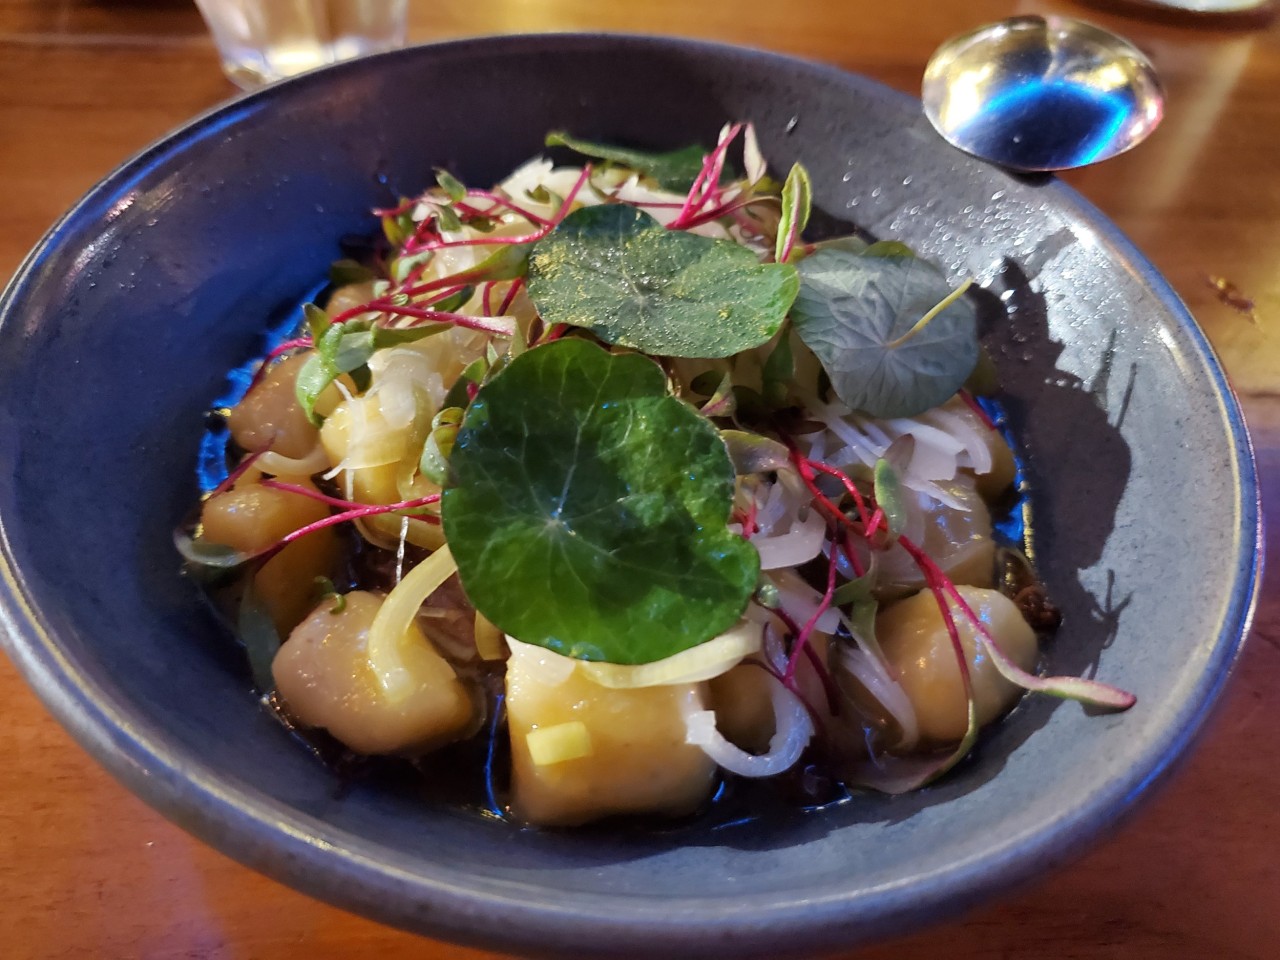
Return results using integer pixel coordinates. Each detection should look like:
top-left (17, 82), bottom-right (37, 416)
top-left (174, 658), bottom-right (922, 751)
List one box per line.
top-left (441, 338), bottom-right (759, 665)
top-left (544, 131), bottom-right (710, 191)
top-left (527, 205), bottom-right (798, 358)
top-left (790, 248), bottom-right (979, 418)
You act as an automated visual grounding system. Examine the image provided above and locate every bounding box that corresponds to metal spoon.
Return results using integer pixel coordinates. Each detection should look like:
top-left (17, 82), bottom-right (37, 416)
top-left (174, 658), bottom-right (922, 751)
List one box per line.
top-left (921, 16), bottom-right (1165, 172)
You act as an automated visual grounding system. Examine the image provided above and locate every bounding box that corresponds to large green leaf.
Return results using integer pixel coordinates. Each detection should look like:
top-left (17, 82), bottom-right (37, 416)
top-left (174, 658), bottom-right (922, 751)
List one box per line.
top-left (544, 131), bottom-right (709, 191)
top-left (791, 248), bottom-right (979, 418)
top-left (526, 205), bottom-right (798, 359)
top-left (441, 339), bottom-right (759, 664)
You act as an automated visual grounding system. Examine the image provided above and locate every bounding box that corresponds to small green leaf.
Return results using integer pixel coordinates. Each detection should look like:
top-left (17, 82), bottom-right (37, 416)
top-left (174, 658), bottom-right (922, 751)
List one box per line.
top-left (314, 576), bottom-right (346, 614)
top-left (435, 168), bottom-right (467, 203)
top-left (863, 240), bottom-right (915, 258)
top-left (436, 204), bottom-right (464, 233)
top-left (699, 371), bottom-right (737, 418)
top-left (239, 580), bottom-right (282, 692)
top-left (328, 259), bottom-right (376, 287)
top-left (872, 458), bottom-right (907, 540)
top-left (295, 321), bottom-right (446, 424)
top-left (811, 235), bottom-right (870, 257)
top-left (721, 430), bottom-right (791, 474)
top-left (442, 339), bottom-right (759, 664)
top-left (544, 131), bottom-right (710, 191)
top-left (174, 528), bottom-right (247, 572)
top-left (762, 328), bottom-right (795, 408)
top-left (419, 407), bottom-right (464, 486)
top-left (390, 249), bottom-right (433, 284)
top-left (964, 345), bottom-right (1000, 397)
top-left (463, 242), bottom-right (533, 283)
top-left (774, 163), bottom-right (812, 264)
top-left (441, 356), bottom-right (489, 411)
top-left (790, 247), bottom-right (979, 418)
top-left (382, 207), bottom-right (415, 247)
top-left (429, 285), bottom-right (474, 314)
top-left (833, 569), bottom-right (876, 609)
top-left (303, 302), bottom-right (331, 341)
top-left (527, 205), bottom-right (799, 359)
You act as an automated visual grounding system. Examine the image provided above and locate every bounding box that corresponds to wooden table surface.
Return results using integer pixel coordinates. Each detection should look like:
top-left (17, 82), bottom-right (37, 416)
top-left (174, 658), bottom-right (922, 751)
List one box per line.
top-left (2, 1), bottom-right (1278, 958)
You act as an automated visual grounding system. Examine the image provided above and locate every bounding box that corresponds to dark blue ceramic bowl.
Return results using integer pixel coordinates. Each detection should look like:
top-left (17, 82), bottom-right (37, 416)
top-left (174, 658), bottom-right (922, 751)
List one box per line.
top-left (0, 35), bottom-right (1260, 959)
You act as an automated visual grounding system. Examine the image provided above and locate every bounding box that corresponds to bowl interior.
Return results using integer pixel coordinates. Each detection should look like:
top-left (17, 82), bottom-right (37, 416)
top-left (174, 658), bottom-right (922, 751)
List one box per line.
top-left (0, 35), bottom-right (1258, 958)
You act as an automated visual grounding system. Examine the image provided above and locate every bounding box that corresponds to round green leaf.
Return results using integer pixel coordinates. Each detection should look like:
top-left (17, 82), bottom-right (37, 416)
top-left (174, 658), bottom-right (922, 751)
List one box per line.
top-left (526, 205), bottom-right (798, 359)
top-left (791, 248), bottom-right (979, 418)
top-left (441, 338), bottom-right (759, 664)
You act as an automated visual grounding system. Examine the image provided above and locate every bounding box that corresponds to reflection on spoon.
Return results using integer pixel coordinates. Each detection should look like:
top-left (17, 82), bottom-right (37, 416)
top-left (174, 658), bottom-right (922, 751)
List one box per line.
top-left (922, 16), bottom-right (1164, 172)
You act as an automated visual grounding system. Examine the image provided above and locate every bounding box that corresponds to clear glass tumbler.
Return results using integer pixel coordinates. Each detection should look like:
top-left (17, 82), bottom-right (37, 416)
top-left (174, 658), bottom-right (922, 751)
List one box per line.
top-left (194, 0), bottom-right (409, 90)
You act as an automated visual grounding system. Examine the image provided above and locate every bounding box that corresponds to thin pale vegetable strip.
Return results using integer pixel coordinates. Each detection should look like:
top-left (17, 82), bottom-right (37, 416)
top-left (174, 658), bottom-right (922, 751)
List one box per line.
top-left (367, 545), bottom-right (458, 704)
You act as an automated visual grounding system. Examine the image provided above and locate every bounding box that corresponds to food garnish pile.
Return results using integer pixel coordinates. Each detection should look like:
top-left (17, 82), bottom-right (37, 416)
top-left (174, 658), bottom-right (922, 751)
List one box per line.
top-left (181, 125), bottom-right (1134, 827)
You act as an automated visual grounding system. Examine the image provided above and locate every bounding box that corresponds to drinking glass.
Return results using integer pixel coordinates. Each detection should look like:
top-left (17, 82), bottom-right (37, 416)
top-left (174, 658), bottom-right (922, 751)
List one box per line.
top-left (194, 0), bottom-right (409, 89)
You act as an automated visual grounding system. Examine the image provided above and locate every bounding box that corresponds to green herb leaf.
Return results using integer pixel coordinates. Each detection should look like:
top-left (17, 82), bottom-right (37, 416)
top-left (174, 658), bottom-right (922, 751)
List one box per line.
top-left (430, 285), bottom-right (474, 314)
top-left (872, 458), bottom-right (907, 540)
top-left (382, 207), bottom-right (415, 247)
top-left (239, 580), bottom-right (282, 691)
top-left (544, 131), bottom-right (709, 191)
top-left (419, 407), bottom-right (464, 486)
top-left (527, 205), bottom-right (798, 359)
top-left (774, 163), bottom-right (812, 264)
top-left (174, 528), bottom-right (247, 573)
top-left (442, 339), bottom-right (759, 664)
top-left (699, 371), bottom-right (736, 418)
top-left (833, 569), bottom-right (876, 610)
top-left (761, 328), bottom-right (794, 408)
top-left (435, 204), bottom-right (463, 233)
top-left (790, 247), bottom-right (979, 418)
top-left (295, 321), bottom-right (448, 424)
top-left (441, 356), bottom-right (488, 411)
top-left (328, 259), bottom-right (376, 287)
top-left (435, 168), bottom-right (467, 203)
top-left (721, 430), bottom-right (790, 474)
top-left (303, 302), bottom-right (331, 341)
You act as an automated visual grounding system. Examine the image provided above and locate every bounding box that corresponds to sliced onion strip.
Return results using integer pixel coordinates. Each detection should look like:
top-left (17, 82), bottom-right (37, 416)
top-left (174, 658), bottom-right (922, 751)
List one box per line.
top-left (577, 619), bottom-right (762, 689)
top-left (682, 672), bottom-right (814, 778)
top-left (367, 544), bottom-right (457, 704)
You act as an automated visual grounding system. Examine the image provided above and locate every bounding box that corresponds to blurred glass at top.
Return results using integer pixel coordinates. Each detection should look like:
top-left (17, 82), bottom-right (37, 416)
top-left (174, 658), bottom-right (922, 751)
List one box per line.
top-left (194, 0), bottom-right (409, 89)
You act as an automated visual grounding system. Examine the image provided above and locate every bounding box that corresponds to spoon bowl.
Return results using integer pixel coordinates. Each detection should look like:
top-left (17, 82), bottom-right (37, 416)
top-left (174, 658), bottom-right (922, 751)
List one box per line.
top-left (922, 15), bottom-right (1164, 172)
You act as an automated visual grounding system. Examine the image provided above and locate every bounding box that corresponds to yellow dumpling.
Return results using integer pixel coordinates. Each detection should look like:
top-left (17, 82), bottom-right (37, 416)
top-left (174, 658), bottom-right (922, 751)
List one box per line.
top-left (506, 640), bottom-right (716, 827)
top-left (877, 586), bottom-right (1038, 745)
top-left (273, 591), bottom-right (476, 756)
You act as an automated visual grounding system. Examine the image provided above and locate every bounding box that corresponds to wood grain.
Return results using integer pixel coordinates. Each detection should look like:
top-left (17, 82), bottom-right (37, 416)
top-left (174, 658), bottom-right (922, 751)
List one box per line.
top-left (2, 1), bottom-right (1278, 958)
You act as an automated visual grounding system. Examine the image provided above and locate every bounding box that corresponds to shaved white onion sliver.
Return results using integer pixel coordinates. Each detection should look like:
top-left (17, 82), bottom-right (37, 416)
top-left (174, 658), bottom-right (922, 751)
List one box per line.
top-left (506, 636), bottom-right (579, 686)
top-left (366, 544), bottom-right (457, 704)
top-left (771, 568), bottom-right (841, 634)
top-left (257, 444), bottom-right (331, 478)
top-left (754, 508), bottom-right (827, 571)
top-left (682, 673), bottom-right (814, 778)
top-left (837, 643), bottom-right (920, 753)
top-left (577, 619), bottom-right (763, 689)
